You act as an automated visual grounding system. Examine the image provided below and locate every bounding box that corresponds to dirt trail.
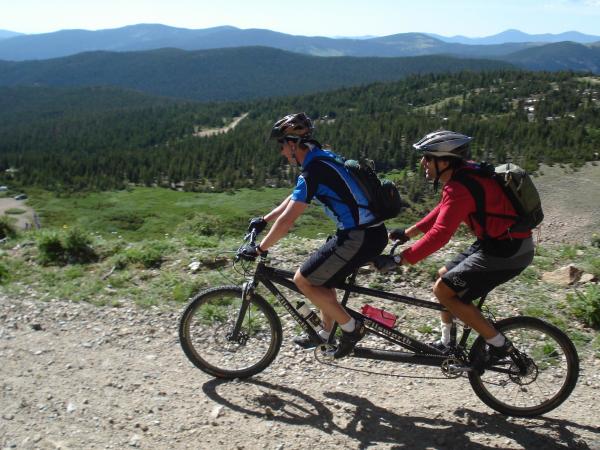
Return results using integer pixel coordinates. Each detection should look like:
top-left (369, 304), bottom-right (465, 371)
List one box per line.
top-left (193, 113), bottom-right (249, 138)
top-left (0, 198), bottom-right (36, 230)
top-left (1, 292), bottom-right (599, 449)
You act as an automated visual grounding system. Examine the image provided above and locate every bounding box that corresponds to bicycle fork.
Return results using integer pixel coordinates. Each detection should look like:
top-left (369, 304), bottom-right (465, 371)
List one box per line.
top-left (226, 281), bottom-right (256, 343)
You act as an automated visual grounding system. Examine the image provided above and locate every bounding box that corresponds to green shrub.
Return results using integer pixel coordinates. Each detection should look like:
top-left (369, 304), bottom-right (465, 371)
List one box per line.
top-left (592, 233), bottom-right (600, 249)
top-left (0, 215), bottom-right (17, 240)
top-left (64, 228), bottom-right (97, 263)
top-left (176, 213), bottom-right (224, 236)
top-left (567, 284), bottom-right (600, 328)
top-left (36, 228), bottom-right (97, 265)
top-left (559, 245), bottom-right (579, 260)
top-left (122, 241), bottom-right (172, 268)
top-left (4, 208), bottom-right (26, 215)
top-left (37, 231), bottom-right (67, 265)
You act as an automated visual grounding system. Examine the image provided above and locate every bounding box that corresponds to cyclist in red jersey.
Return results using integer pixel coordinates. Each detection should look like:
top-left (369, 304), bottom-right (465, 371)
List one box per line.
top-left (375, 130), bottom-right (535, 369)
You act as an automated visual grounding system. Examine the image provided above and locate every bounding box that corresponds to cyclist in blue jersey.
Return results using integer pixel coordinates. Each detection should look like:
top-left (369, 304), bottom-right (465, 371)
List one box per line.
top-left (241, 113), bottom-right (388, 358)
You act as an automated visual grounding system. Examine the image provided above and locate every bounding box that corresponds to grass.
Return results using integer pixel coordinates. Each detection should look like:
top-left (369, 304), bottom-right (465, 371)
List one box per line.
top-left (1, 186), bottom-right (599, 359)
top-left (27, 186), bottom-right (328, 241)
top-left (4, 208), bottom-right (26, 215)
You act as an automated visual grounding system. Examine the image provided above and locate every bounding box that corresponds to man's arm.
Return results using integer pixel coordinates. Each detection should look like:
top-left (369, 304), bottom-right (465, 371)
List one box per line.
top-left (258, 200), bottom-right (307, 252)
top-left (264, 195), bottom-right (292, 223)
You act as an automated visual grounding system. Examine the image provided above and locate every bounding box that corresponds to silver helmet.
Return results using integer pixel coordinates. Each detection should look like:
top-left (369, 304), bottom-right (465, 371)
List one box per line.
top-left (413, 130), bottom-right (472, 159)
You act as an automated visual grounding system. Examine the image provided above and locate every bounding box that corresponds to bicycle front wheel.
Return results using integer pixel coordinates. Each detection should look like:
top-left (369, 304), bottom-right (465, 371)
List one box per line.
top-left (468, 316), bottom-right (579, 417)
top-left (179, 286), bottom-right (282, 379)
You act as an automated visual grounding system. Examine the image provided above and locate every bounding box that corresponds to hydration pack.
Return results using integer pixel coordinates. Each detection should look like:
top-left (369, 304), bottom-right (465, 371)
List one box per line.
top-left (453, 162), bottom-right (544, 237)
top-left (315, 156), bottom-right (403, 222)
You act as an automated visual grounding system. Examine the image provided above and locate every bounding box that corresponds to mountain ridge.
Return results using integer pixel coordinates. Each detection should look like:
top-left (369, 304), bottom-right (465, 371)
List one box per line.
top-left (0, 24), bottom-right (559, 61)
top-left (0, 46), bottom-right (514, 101)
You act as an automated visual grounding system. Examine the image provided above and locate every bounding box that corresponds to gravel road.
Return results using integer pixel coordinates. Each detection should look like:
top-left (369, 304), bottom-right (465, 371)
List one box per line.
top-left (1, 293), bottom-right (599, 450)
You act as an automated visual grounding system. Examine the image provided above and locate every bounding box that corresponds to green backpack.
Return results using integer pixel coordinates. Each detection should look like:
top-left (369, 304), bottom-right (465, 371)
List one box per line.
top-left (453, 162), bottom-right (544, 236)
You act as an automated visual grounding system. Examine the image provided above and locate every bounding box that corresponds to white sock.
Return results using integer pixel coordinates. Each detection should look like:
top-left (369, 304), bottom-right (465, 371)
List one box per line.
top-left (340, 318), bottom-right (356, 332)
top-left (318, 329), bottom-right (331, 340)
top-left (440, 321), bottom-right (453, 345)
top-left (486, 333), bottom-right (506, 347)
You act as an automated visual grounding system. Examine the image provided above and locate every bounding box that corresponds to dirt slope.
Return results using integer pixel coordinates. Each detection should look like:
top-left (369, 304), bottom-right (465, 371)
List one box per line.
top-left (535, 163), bottom-right (600, 245)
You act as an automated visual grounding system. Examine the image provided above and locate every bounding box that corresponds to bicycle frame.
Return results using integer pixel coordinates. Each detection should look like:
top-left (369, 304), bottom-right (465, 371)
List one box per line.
top-left (240, 257), bottom-right (485, 368)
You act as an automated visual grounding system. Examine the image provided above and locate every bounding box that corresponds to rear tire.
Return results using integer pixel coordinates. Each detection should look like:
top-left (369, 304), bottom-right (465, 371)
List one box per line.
top-left (468, 316), bottom-right (579, 417)
top-left (179, 286), bottom-right (282, 379)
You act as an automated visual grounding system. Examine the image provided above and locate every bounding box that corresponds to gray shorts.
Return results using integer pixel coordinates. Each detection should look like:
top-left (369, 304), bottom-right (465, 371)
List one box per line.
top-left (441, 237), bottom-right (535, 303)
top-left (300, 224), bottom-right (388, 288)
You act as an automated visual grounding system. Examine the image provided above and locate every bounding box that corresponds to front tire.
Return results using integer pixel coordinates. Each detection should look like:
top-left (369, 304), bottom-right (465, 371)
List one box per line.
top-left (179, 286), bottom-right (282, 379)
top-left (468, 316), bottom-right (579, 417)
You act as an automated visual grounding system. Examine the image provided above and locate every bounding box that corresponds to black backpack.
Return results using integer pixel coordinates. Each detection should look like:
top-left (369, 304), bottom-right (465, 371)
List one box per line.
top-left (315, 156), bottom-right (403, 222)
top-left (453, 162), bottom-right (544, 238)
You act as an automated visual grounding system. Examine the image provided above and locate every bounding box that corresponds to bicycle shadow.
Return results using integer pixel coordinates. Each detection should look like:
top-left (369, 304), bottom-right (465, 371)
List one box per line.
top-left (202, 379), bottom-right (595, 449)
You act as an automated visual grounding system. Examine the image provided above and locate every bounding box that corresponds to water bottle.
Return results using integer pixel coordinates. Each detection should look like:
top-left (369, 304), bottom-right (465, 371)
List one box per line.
top-left (296, 301), bottom-right (324, 333)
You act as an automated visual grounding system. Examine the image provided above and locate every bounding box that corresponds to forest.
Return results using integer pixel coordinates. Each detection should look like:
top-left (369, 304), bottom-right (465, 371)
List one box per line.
top-left (0, 70), bottom-right (598, 197)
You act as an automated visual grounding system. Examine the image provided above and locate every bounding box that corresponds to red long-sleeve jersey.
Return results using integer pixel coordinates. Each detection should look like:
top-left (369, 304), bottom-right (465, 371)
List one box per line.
top-left (402, 170), bottom-right (532, 265)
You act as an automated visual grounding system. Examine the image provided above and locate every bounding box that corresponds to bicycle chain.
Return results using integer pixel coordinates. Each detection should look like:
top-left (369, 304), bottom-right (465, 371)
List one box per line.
top-left (313, 345), bottom-right (468, 380)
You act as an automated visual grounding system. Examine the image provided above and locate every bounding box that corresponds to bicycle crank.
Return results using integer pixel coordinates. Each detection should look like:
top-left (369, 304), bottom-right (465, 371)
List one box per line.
top-left (440, 357), bottom-right (471, 378)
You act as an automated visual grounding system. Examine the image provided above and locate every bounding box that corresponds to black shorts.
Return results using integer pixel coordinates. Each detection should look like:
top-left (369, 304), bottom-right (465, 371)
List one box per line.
top-left (441, 237), bottom-right (535, 303)
top-left (300, 224), bottom-right (388, 288)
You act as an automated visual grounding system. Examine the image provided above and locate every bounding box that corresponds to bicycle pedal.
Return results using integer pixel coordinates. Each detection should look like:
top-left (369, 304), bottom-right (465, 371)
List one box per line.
top-left (315, 343), bottom-right (336, 359)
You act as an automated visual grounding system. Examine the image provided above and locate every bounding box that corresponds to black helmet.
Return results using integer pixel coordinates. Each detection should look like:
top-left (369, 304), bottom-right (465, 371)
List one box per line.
top-left (270, 113), bottom-right (314, 141)
top-left (413, 130), bottom-right (472, 159)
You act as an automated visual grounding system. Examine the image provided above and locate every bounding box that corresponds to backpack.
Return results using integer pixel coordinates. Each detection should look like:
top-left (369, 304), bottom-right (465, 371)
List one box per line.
top-left (314, 156), bottom-right (403, 222)
top-left (453, 162), bottom-right (544, 237)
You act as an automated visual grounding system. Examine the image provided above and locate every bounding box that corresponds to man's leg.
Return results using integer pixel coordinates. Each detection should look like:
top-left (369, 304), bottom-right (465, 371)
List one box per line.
top-left (432, 277), bottom-right (498, 340)
top-left (293, 271), bottom-right (350, 328)
top-left (435, 267), bottom-right (454, 347)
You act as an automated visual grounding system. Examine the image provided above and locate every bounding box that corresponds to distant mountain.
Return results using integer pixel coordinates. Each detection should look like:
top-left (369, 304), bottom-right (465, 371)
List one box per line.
top-left (0, 30), bottom-right (22, 40)
top-left (0, 23), bottom-right (537, 61)
top-left (430, 29), bottom-right (600, 45)
top-left (0, 46), bottom-right (513, 101)
top-left (1, 24), bottom-right (598, 74)
top-left (503, 41), bottom-right (600, 72)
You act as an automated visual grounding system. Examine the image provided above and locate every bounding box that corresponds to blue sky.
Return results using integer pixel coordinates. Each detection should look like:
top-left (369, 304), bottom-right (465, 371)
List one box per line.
top-left (1, 0), bottom-right (600, 37)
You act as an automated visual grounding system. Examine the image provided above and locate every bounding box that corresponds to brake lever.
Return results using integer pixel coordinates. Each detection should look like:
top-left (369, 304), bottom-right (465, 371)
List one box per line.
top-left (236, 230), bottom-right (258, 261)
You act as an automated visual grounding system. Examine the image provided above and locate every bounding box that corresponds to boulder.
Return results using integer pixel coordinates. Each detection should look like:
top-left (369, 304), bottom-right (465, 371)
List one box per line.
top-left (542, 264), bottom-right (584, 286)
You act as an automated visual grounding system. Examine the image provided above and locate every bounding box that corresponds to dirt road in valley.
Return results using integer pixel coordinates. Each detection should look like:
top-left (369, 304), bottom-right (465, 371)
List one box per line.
top-left (0, 197), bottom-right (36, 230)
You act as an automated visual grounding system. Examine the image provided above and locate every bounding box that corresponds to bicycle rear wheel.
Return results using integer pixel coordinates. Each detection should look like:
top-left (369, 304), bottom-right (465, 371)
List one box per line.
top-left (468, 316), bottom-right (579, 417)
top-left (179, 286), bottom-right (282, 379)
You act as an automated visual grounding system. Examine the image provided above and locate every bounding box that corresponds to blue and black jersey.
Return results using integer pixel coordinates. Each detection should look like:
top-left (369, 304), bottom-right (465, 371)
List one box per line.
top-left (291, 148), bottom-right (377, 230)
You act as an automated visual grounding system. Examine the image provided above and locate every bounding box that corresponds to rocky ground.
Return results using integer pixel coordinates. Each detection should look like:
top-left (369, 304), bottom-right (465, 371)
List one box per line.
top-left (1, 291), bottom-right (599, 450)
top-left (2, 163), bottom-right (600, 449)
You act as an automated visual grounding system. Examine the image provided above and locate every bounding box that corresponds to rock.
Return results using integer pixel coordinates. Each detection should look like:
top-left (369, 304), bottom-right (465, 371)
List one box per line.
top-left (67, 402), bottom-right (77, 413)
top-left (129, 434), bottom-right (141, 447)
top-left (542, 264), bottom-right (584, 285)
top-left (579, 273), bottom-right (598, 284)
top-left (210, 405), bottom-right (224, 419)
top-left (188, 261), bottom-right (201, 273)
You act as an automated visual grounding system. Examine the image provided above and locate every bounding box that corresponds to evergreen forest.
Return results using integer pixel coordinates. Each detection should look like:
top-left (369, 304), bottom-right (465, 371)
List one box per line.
top-left (0, 70), bottom-right (599, 198)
